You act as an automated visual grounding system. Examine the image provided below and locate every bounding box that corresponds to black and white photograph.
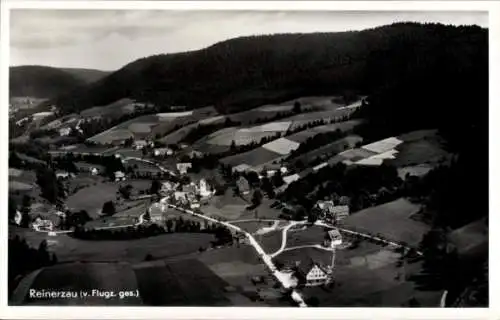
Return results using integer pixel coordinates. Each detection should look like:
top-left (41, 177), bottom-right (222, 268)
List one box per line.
top-left (1, 0), bottom-right (496, 318)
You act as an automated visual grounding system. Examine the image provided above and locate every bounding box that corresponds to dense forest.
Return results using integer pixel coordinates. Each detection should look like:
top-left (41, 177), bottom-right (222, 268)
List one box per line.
top-left (9, 66), bottom-right (109, 99)
top-left (43, 23), bottom-right (487, 116)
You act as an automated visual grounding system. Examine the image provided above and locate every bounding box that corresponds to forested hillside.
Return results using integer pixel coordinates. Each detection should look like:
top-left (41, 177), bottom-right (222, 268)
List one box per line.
top-left (9, 66), bottom-right (110, 99)
top-left (45, 22), bottom-right (487, 116)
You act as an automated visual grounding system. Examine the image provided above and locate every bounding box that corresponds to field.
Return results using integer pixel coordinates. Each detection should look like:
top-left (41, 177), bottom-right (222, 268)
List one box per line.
top-left (65, 182), bottom-right (124, 217)
top-left (301, 238), bottom-right (441, 307)
top-left (286, 225), bottom-right (328, 248)
top-left (133, 258), bottom-right (235, 306)
top-left (389, 130), bottom-right (451, 167)
top-left (9, 226), bottom-right (215, 263)
top-left (259, 230), bottom-right (283, 254)
top-left (203, 193), bottom-right (250, 220)
top-left (219, 147), bottom-right (283, 168)
top-left (273, 246), bottom-right (333, 268)
top-left (340, 198), bottom-right (429, 247)
top-left (9, 180), bottom-right (34, 191)
top-left (79, 98), bottom-right (139, 118)
top-left (288, 135), bottom-right (363, 167)
top-left (124, 159), bottom-right (162, 174)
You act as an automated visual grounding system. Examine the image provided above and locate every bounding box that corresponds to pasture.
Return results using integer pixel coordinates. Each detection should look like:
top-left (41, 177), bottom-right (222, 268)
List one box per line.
top-left (133, 258), bottom-right (234, 306)
top-left (340, 198), bottom-right (429, 247)
top-left (65, 182), bottom-right (123, 217)
top-left (286, 225), bottom-right (328, 248)
top-left (9, 226), bottom-right (215, 263)
top-left (203, 194), bottom-right (250, 220)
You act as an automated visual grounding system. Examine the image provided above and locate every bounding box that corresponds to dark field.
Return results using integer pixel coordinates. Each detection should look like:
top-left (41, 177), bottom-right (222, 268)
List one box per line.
top-left (220, 147), bottom-right (282, 167)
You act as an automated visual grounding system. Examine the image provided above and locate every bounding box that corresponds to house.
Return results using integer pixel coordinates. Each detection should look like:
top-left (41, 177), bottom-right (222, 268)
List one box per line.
top-left (330, 205), bottom-right (350, 223)
top-left (161, 181), bottom-right (178, 194)
top-left (14, 210), bottom-right (22, 225)
top-left (315, 201), bottom-right (350, 223)
top-left (173, 191), bottom-right (188, 204)
top-left (148, 203), bottom-right (166, 223)
top-left (236, 176), bottom-right (250, 195)
top-left (294, 258), bottom-right (329, 287)
top-left (182, 183), bottom-right (197, 194)
top-left (198, 179), bottom-right (214, 198)
top-left (55, 171), bottom-right (72, 180)
top-left (153, 148), bottom-right (173, 157)
top-left (190, 201), bottom-right (201, 209)
top-left (283, 174), bottom-right (300, 185)
top-left (232, 164), bottom-right (252, 173)
top-left (327, 229), bottom-right (343, 246)
top-left (32, 217), bottom-right (54, 231)
top-left (59, 127), bottom-right (72, 136)
top-left (133, 140), bottom-right (148, 150)
top-left (114, 171), bottom-right (126, 182)
top-left (176, 162), bottom-right (192, 175)
top-left (75, 162), bottom-right (104, 175)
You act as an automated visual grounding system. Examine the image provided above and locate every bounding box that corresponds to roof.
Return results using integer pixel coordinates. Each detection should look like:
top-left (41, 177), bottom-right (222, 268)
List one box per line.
top-left (11, 260), bottom-right (243, 306)
top-left (75, 162), bottom-right (105, 171)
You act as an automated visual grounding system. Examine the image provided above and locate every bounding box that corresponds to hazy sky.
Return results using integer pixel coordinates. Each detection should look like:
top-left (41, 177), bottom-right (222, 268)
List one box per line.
top-left (10, 10), bottom-right (488, 71)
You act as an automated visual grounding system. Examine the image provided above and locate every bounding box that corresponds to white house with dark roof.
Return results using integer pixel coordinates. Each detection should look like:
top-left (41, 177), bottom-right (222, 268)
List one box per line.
top-left (114, 171), bottom-right (126, 182)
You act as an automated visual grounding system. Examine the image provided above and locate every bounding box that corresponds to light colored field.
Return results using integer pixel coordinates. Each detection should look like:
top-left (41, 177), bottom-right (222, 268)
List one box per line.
top-left (9, 180), bottom-right (34, 191)
top-left (354, 149), bottom-right (400, 166)
top-left (157, 111), bottom-right (193, 118)
top-left (361, 137), bottom-right (403, 154)
top-left (199, 115), bottom-right (226, 125)
top-left (341, 198), bottom-right (429, 247)
top-left (240, 122), bottom-right (291, 133)
top-left (262, 138), bottom-right (300, 155)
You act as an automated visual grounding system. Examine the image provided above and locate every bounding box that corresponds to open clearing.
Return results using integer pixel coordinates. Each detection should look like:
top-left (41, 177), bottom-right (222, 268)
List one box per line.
top-left (65, 182), bottom-right (123, 217)
top-left (286, 225), bottom-right (328, 248)
top-left (9, 226), bottom-right (215, 263)
top-left (340, 198), bottom-right (429, 247)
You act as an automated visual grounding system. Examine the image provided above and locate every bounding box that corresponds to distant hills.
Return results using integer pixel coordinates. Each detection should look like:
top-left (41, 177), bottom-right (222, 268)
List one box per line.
top-left (9, 66), bottom-right (110, 99)
top-left (41, 22), bottom-right (486, 117)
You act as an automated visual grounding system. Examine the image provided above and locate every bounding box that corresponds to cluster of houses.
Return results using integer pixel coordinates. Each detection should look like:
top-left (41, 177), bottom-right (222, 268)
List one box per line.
top-left (314, 200), bottom-right (350, 224)
top-left (277, 228), bottom-right (343, 287)
top-left (161, 178), bottom-right (215, 210)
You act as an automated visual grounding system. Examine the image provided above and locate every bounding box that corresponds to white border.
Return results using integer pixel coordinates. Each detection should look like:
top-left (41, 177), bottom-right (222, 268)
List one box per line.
top-left (1, 1), bottom-right (499, 319)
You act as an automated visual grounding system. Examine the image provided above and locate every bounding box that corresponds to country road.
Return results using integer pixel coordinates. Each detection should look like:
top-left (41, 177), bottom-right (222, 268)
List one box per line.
top-left (159, 198), bottom-right (309, 307)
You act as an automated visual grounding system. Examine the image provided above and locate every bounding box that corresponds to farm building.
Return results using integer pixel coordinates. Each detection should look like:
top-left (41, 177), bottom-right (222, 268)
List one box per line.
top-left (153, 148), bottom-right (173, 156)
top-left (293, 259), bottom-right (329, 287)
top-left (236, 176), bottom-right (250, 195)
top-left (315, 201), bottom-right (350, 224)
top-left (75, 162), bottom-right (105, 175)
top-left (133, 140), bottom-right (148, 150)
top-left (161, 181), bottom-right (178, 194)
top-left (148, 203), bottom-right (167, 223)
top-left (232, 163), bottom-right (252, 173)
top-left (174, 191), bottom-right (188, 204)
top-left (31, 217), bottom-right (54, 231)
top-left (176, 162), bottom-right (192, 174)
top-left (114, 171), bottom-right (126, 182)
top-left (198, 179), bottom-right (214, 198)
top-left (59, 127), bottom-right (72, 136)
top-left (55, 171), bottom-right (73, 180)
